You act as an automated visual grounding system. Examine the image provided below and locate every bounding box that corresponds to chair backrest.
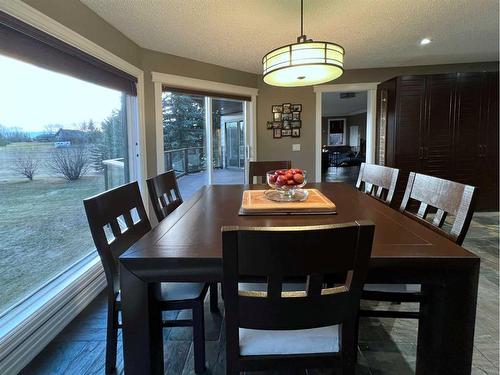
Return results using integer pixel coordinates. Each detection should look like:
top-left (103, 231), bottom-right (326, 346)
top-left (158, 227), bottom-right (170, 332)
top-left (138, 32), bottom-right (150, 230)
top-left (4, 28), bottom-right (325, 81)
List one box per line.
top-left (222, 221), bottom-right (374, 336)
top-left (84, 182), bottom-right (151, 296)
top-left (356, 162), bottom-right (399, 205)
top-left (400, 172), bottom-right (477, 245)
top-left (248, 160), bottom-right (291, 184)
top-left (147, 170), bottom-right (183, 222)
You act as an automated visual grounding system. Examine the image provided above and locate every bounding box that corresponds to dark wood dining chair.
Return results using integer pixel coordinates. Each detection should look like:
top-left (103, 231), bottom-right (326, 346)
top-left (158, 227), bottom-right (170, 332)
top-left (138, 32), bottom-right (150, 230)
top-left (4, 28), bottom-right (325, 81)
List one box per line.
top-left (355, 162), bottom-right (399, 205)
top-left (222, 221), bottom-right (375, 374)
top-left (147, 169), bottom-right (183, 222)
top-left (147, 171), bottom-right (219, 313)
top-left (83, 182), bottom-right (209, 374)
top-left (361, 172), bottom-right (478, 319)
top-left (248, 160), bottom-right (291, 184)
top-left (399, 172), bottom-right (478, 245)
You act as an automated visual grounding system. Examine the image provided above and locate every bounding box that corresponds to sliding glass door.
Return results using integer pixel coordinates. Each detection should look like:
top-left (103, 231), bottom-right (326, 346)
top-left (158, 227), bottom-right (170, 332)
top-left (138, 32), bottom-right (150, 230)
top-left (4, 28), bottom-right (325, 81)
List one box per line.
top-left (161, 92), bottom-right (247, 199)
top-left (212, 98), bottom-right (245, 185)
top-left (161, 91), bottom-right (209, 199)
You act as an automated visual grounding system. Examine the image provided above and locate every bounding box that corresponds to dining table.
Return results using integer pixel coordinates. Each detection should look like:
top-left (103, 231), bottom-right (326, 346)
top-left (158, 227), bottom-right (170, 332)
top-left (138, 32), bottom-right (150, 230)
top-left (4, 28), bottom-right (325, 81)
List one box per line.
top-left (119, 182), bottom-right (480, 375)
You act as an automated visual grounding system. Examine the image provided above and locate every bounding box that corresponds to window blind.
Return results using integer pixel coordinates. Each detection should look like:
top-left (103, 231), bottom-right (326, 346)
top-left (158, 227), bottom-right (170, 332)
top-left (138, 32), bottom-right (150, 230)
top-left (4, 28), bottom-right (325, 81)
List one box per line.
top-left (162, 85), bottom-right (251, 102)
top-left (0, 11), bottom-right (138, 95)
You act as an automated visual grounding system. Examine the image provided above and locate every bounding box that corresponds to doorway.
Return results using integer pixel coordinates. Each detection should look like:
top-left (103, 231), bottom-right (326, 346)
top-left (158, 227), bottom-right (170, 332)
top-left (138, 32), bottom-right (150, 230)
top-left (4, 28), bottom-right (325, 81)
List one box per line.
top-left (153, 72), bottom-right (258, 200)
top-left (314, 83), bottom-right (378, 182)
top-left (160, 93), bottom-right (247, 199)
top-left (321, 91), bottom-right (367, 184)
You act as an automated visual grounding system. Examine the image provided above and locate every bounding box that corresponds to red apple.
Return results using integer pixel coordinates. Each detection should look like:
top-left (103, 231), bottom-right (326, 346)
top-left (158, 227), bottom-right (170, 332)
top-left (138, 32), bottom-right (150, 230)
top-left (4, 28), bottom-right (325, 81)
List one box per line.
top-left (275, 169), bottom-right (286, 175)
top-left (276, 175), bottom-right (287, 186)
top-left (287, 179), bottom-right (295, 185)
top-left (285, 171), bottom-right (294, 180)
top-left (293, 173), bottom-right (304, 184)
top-left (291, 169), bottom-right (303, 175)
top-left (268, 174), bottom-right (277, 184)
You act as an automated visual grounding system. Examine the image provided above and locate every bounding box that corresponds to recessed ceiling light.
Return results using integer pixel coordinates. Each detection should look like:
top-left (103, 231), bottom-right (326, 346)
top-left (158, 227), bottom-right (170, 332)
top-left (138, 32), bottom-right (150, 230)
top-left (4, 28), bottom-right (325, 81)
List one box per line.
top-left (420, 38), bottom-right (432, 45)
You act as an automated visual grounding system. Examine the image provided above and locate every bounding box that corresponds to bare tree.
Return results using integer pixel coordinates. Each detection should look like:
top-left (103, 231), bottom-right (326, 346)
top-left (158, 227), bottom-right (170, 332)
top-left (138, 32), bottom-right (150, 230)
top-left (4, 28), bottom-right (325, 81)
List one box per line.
top-left (49, 147), bottom-right (90, 181)
top-left (11, 154), bottom-right (39, 180)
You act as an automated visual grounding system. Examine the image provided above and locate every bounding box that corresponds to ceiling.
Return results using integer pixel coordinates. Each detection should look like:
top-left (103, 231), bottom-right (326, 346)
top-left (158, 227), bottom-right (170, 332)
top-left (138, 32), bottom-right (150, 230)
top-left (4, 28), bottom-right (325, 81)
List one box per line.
top-left (80, 0), bottom-right (499, 74)
top-left (322, 91), bottom-right (367, 117)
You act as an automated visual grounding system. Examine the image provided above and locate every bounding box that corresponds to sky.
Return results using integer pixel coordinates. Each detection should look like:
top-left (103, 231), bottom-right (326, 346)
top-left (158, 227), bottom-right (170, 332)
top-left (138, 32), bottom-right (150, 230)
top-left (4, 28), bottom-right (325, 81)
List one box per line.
top-left (0, 54), bottom-right (122, 132)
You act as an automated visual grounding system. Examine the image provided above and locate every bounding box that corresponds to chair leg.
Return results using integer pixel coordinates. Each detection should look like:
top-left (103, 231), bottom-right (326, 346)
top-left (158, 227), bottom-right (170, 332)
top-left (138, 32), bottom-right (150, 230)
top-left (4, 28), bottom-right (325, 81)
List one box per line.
top-left (192, 301), bottom-right (206, 374)
top-left (341, 319), bottom-right (357, 375)
top-left (210, 283), bottom-right (219, 312)
top-left (105, 299), bottom-right (118, 374)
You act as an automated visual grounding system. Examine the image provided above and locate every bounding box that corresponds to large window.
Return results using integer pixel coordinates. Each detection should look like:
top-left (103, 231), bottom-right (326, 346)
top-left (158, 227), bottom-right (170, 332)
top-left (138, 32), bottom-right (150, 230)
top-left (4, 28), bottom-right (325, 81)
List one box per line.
top-left (162, 91), bottom-right (246, 200)
top-left (0, 54), bottom-right (133, 316)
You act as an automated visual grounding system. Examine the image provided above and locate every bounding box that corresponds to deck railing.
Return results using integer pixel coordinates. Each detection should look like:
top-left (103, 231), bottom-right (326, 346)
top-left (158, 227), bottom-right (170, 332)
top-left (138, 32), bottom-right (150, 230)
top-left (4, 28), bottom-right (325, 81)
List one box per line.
top-left (164, 146), bottom-right (206, 177)
top-left (102, 157), bottom-right (125, 190)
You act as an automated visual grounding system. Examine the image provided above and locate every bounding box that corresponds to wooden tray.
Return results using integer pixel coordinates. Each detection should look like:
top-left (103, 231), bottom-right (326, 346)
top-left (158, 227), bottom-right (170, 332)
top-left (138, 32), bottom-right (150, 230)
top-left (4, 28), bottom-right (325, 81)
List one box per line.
top-left (239, 189), bottom-right (337, 215)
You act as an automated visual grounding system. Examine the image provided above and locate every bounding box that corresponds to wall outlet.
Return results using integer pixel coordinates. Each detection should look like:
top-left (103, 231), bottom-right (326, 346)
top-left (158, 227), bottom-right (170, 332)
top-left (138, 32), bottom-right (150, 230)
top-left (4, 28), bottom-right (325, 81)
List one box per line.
top-left (292, 144), bottom-right (301, 151)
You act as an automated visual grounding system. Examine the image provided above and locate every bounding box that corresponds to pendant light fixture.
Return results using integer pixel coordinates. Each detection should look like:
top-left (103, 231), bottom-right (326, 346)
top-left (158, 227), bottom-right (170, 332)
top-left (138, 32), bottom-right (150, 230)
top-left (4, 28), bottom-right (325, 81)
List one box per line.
top-left (262, 0), bottom-right (344, 87)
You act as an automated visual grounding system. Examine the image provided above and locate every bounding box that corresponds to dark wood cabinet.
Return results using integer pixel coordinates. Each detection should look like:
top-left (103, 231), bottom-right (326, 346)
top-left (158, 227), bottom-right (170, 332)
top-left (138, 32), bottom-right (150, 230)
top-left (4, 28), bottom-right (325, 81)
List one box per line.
top-left (377, 71), bottom-right (499, 210)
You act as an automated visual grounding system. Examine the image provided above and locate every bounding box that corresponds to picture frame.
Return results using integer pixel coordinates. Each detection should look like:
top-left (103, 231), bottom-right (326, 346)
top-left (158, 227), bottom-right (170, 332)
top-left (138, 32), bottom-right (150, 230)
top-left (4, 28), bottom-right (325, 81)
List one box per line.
top-left (292, 111), bottom-right (301, 121)
top-left (292, 104), bottom-right (302, 112)
top-left (273, 112), bottom-right (282, 121)
top-left (272, 105), bottom-right (283, 113)
top-left (266, 121), bottom-right (273, 129)
top-left (282, 129), bottom-right (292, 136)
top-left (282, 113), bottom-right (292, 121)
top-left (292, 128), bottom-right (300, 137)
top-left (282, 103), bottom-right (292, 113)
top-left (273, 128), bottom-right (282, 138)
top-left (283, 120), bottom-right (291, 129)
top-left (272, 121), bottom-right (282, 129)
top-left (291, 120), bottom-right (301, 128)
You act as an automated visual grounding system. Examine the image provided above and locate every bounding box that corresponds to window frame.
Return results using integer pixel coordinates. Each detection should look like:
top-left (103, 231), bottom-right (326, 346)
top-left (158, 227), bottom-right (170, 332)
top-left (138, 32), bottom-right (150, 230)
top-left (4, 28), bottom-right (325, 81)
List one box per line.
top-left (0, 2), bottom-right (147, 372)
top-left (152, 72), bottom-right (258, 185)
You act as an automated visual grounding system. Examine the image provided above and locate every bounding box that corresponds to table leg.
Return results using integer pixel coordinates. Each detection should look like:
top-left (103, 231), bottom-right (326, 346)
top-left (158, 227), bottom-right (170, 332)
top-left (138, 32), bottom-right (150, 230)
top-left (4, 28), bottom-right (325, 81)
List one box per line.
top-left (120, 264), bottom-right (164, 375)
top-left (416, 261), bottom-right (480, 375)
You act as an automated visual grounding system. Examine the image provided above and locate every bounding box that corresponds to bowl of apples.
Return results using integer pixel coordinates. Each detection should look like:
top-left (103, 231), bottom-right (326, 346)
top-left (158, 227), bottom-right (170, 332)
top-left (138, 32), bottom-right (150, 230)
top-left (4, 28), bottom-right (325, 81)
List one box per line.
top-left (265, 168), bottom-right (308, 202)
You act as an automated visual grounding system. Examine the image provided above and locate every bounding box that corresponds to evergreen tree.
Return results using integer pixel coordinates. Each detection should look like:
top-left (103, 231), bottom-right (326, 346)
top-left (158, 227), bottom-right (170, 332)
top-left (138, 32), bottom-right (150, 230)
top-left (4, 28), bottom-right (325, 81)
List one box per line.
top-left (162, 92), bottom-right (205, 150)
top-left (90, 109), bottom-right (127, 171)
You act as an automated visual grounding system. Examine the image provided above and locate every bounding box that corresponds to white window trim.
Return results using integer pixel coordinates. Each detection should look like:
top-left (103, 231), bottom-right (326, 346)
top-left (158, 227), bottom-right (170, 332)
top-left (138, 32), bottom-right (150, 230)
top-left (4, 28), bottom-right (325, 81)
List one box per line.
top-left (313, 83), bottom-right (379, 182)
top-left (327, 118), bottom-right (347, 146)
top-left (0, 1), bottom-right (147, 373)
top-left (151, 72), bottom-right (258, 183)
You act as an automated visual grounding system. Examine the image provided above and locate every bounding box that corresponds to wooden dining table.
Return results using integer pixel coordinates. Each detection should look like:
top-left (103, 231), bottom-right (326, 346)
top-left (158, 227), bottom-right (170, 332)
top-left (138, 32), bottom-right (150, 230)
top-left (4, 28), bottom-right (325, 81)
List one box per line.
top-left (119, 182), bottom-right (480, 375)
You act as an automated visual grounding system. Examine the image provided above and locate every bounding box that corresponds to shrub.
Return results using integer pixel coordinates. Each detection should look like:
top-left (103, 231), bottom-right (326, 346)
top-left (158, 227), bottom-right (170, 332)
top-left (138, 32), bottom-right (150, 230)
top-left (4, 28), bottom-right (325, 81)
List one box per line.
top-left (11, 154), bottom-right (39, 180)
top-left (49, 147), bottom-right (90, 181)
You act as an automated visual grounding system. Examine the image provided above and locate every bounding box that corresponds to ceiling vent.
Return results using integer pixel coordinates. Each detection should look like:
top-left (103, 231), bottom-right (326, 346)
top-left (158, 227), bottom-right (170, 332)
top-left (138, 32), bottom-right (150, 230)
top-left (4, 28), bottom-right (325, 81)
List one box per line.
top-left (340, 92), bottom-right (356, 99)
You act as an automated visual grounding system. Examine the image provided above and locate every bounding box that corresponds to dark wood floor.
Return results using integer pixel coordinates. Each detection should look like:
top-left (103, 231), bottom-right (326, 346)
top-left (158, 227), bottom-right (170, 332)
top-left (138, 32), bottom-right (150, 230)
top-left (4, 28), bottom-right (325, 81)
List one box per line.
top-left (20, 213), bottom-right (499, 375)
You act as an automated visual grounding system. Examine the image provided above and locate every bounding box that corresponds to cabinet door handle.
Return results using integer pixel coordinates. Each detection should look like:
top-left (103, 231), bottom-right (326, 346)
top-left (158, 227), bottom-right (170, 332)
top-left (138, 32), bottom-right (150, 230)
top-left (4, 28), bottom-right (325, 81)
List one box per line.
top-left (483, 144), bottom-right (488, 157)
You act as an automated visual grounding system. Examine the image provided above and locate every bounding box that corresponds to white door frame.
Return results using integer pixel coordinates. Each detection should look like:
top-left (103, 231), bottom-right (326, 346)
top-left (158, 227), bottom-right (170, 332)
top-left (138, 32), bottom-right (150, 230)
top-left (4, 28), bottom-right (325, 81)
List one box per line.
top-left (313, 83), bottom-right (379, 182)
top-left (220, 114), bottom-right (245, 169)
top-left (152, 72), bottom-right (258, 184)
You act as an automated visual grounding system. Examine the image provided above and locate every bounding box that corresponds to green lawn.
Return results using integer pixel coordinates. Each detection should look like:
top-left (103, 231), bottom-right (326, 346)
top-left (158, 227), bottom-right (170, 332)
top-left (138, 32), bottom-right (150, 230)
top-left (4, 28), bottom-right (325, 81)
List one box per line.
top-left (0, 142), bottom-right (106, 315)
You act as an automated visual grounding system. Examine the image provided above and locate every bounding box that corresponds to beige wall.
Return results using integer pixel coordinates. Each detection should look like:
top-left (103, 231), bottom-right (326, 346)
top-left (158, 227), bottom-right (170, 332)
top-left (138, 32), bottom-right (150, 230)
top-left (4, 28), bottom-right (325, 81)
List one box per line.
top-left (257, 83), bottom-right (316, 174)
top-left (16, 1), bottom-right (500, 182)
top-left (322, 113), bottom-right (367, 147)
top-left (22, 0), bottom-right (141, 67)
top-left (140, 49), bottom-right (258, 177)
top-left (19, 0), bottom-right (259, 178)
top-left (257, 61), bottom-right (498, 180)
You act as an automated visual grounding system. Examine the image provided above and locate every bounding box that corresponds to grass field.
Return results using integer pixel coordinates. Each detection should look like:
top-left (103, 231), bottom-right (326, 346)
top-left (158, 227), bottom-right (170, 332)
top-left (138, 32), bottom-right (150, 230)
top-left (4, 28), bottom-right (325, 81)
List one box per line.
top-left (0, 142), bottom-right (106, 315)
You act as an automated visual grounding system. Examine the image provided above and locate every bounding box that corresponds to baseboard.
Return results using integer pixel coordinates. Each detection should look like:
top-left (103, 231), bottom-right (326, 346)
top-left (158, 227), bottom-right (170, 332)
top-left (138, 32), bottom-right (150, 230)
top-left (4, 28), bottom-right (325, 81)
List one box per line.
top-left (0, 259), bottom-right (106, 375)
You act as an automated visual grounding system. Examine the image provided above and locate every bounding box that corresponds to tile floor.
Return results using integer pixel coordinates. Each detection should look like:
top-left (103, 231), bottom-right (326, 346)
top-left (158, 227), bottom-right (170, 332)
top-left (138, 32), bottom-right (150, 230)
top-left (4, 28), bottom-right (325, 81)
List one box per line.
top-left (21, 213), bottom-right (499, 375)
